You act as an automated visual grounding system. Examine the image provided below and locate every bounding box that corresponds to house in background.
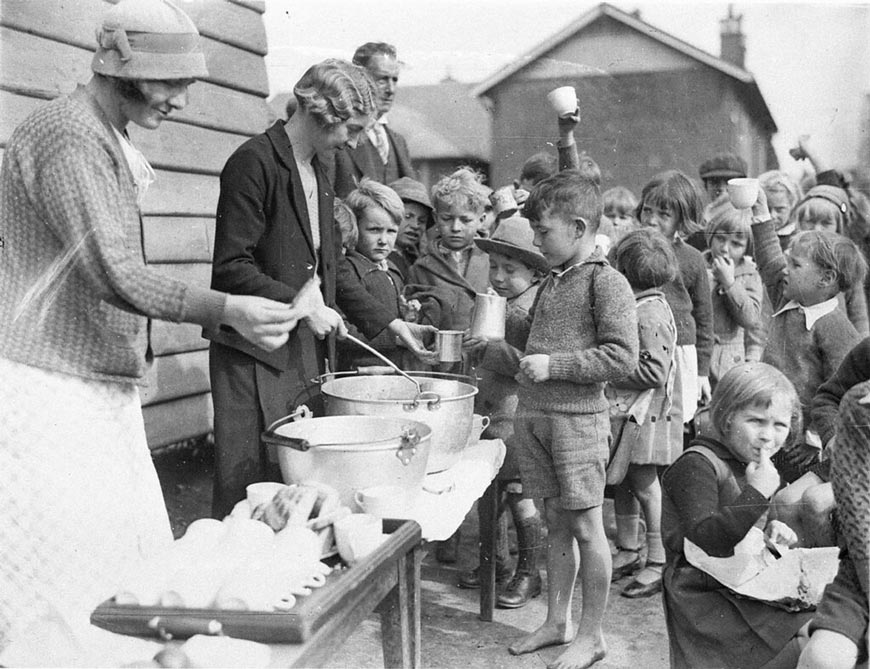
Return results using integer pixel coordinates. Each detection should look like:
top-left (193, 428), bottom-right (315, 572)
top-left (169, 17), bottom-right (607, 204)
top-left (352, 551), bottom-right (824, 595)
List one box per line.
top-left (270, 78), bottom-right (490, 190)
top-left (473, 2), bottom-right (778, 194)
top-left (388, 79), bottom-right (490, 189)
top-left (1, 0), bottom-right (274, 451)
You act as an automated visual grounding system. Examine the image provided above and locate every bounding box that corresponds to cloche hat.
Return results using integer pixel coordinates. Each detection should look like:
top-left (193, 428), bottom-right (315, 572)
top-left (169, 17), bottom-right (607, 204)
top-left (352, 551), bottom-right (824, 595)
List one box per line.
top-left (475, 216), bottom-right (549, 273)
top-left (91, 0), bottom-right (209, 80)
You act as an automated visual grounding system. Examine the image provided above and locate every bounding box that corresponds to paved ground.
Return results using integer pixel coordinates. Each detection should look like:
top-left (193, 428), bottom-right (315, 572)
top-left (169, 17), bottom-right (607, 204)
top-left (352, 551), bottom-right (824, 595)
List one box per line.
top-left (153, 442), bottom-right (670, 668)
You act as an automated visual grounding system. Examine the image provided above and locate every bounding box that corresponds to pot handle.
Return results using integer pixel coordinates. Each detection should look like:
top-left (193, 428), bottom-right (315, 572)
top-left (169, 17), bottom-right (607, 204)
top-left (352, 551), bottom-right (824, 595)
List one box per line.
top-left (396, 427), bottom-right (422, 466)
top-left (261, 405), bottom-right (313, 451)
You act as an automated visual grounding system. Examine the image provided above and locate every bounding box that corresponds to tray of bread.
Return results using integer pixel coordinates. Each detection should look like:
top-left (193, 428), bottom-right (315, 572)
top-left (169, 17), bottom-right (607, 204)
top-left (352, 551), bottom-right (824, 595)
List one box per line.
top-left (91, 482), bottom-right (402, 643)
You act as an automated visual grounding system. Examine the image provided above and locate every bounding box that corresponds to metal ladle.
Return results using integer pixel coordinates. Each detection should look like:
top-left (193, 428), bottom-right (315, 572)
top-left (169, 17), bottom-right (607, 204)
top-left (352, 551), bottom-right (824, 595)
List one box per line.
top-left (344, 333), bottom-right (426, 397)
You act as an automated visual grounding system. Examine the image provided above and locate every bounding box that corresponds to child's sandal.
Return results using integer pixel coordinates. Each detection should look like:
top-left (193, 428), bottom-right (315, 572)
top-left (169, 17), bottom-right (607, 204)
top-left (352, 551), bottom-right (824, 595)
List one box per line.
top-left (621, 562), bottom-right (664, 598)
top-left (611, 547), bottom-right (642, 581)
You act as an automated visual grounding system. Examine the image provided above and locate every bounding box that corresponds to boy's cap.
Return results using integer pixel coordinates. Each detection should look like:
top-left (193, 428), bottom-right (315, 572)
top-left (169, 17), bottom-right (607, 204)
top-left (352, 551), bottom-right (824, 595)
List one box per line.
top-left (801, 184), bottom-right (850, 216)
top-left (699, 153), bottom-right (747, 180)
top-left (389, 177), bottom-right (433, 212)
top-left (91, 0), bottom-right (208, 80)
top-left (474, 216), bottom-right (549, 273)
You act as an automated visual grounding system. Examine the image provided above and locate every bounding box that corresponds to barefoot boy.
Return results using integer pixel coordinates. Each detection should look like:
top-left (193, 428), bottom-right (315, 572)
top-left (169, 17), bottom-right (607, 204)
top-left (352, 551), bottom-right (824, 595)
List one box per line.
top-left (506, 170), bottom-right (638, 668)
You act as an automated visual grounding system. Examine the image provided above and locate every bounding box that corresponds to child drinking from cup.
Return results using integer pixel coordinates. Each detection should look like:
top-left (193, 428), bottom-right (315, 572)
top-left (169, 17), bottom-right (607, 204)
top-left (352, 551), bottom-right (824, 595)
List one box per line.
top-left (506, 170), bottom-right (638, 667)
top-left (703, 203), bottom-right (764, 385)
top-left (457, 216), bottom-right (549, 608)
top-left (335, 179), bottom-right (407, 370)
top-left (606, 229), bottom-right (679, 599)
top-left (661, 362), bottom-right (814, 669)
top-left (751, 188), bottom-right (865, 483)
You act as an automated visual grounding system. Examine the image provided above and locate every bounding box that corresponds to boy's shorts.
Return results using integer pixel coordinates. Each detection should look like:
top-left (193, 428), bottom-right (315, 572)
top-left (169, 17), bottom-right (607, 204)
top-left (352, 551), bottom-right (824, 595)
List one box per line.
top-left (513, 407), bottom-right (610, 510)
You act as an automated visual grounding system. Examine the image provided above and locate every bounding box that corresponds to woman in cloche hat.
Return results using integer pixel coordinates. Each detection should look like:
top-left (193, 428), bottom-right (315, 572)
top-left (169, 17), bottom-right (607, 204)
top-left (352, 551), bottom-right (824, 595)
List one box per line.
top-left (0, 1), bottom-right (304, 659)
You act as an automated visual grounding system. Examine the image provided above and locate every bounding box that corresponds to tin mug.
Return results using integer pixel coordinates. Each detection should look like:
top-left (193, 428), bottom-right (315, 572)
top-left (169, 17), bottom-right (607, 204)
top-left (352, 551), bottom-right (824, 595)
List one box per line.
top-left (435, 330), bottom-right (464, 362)
top-left (470, 293), bottom-right (506, 341)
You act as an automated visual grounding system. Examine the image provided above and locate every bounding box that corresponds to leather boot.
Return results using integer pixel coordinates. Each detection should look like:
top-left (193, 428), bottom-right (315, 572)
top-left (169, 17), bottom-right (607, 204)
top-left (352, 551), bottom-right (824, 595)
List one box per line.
top-left (497, 514), bottom-right (543, 609)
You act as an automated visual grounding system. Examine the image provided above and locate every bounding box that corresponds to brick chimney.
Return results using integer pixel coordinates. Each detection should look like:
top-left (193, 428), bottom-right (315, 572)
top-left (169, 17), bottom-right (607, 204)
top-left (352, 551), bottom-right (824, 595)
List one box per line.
top-left (719, 4), bottom-right (745, 68)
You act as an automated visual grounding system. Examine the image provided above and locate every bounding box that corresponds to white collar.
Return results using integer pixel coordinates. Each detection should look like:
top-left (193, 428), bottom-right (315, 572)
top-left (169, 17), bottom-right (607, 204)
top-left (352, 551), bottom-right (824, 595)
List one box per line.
top-left (376, 113), bottom-right (389, 126)
top-left (772, 296), bottom-right (839, 330)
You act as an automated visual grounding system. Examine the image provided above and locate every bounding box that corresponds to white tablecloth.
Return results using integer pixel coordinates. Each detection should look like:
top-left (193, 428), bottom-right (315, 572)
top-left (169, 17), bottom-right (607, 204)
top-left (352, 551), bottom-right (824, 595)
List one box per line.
top-left (407, 438), bottom-right (505, 541)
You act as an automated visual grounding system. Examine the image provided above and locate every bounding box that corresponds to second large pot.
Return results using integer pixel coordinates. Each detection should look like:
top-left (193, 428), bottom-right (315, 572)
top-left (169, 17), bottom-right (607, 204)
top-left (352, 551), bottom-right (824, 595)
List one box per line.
top-left (319, 371), bottom-right (477, 473)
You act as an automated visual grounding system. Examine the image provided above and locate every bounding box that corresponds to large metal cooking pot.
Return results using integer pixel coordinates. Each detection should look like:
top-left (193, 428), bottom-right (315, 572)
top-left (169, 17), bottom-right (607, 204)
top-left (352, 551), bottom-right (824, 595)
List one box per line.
top-left (319, 371), bottom-right (477, 473)
top-left (261, 410), bottom-right (432, 509)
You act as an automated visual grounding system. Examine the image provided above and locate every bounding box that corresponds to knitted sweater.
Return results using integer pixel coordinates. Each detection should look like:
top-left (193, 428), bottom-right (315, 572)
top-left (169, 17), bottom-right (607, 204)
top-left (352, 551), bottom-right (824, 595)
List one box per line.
top-left (752, 218), bottom-right (860, 429)
top-left (811, 336), bottom-right (870, 445)
top-left (0, 87), bottom-right (225, 382)
top-left (506, 250), bottom-right (638, 414)
top-left (661, 238), bottom-right (714, 376)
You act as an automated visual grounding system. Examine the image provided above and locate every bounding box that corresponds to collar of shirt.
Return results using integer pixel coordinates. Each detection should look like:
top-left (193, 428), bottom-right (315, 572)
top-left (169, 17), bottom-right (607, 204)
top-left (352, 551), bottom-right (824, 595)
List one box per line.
top-left (772, 296), bottom-right (839, 330)
top-left (366, 115), bottom-right (389, 144)
top-left (549, 247), bottom-right (604, 285)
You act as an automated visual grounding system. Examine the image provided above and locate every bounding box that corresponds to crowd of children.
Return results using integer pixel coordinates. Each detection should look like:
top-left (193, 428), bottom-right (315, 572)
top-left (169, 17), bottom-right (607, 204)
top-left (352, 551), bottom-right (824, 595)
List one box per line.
top-left (328, 107), bottom-right (869, 667)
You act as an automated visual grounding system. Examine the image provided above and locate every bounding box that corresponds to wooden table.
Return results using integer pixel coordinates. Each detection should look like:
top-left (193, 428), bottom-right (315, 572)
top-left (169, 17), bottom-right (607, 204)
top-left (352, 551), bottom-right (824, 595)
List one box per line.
top-left (91, 519), bottom-right (423, 668)
top-left (271, 518), bottom-right (422, 668)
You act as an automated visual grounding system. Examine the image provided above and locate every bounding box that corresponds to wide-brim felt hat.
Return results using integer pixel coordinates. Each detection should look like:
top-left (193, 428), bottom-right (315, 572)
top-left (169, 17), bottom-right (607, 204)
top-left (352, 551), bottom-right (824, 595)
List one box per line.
top-left (699, 153), bottom-right (747, 180)
top-left (91, 0), bottom-right (209, 80)
top-left (475, 216), bottom-right (549, 273)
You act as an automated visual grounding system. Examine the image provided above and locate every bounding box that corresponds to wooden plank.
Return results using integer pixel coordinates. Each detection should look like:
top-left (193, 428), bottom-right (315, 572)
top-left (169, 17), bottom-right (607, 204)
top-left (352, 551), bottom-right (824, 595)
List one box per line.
top-left (1, 0), bottom-right (267, 73)
top-left (141, 349), bottom-right (211, 406)
top-left (151, 321), bottom-right (210, 356)
top-left (227, 0), bottom-right (265, 13)
top-left (142, 392), bottom-right (213, 449)
top-left (0, 86), bottom-right (273, 146)
top-left (0, 90), bottom-right (246, 173)
top-left (143, 216), bottom-right (213, 263)
top-left (148, 262), bottom-right (212, 287)
top-left (128, 122), bottom-right (241, 175)
top-left (0, 24), bottom-right (269, 99)
top-left (141, 170), bottom-right (219, 217)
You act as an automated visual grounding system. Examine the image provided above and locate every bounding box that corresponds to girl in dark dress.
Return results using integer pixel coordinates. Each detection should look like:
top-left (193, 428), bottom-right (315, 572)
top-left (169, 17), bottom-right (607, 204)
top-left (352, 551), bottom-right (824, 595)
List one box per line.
top-left (661, 362), bottom-right (814, 668)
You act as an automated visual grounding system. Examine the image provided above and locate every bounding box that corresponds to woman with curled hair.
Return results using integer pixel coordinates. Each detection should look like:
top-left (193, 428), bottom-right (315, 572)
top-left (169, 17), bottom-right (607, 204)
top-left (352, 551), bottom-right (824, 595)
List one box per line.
top-left (293, 58), bottom-right (377, 128)
top-left (207, 59), bottom-right (434, 518)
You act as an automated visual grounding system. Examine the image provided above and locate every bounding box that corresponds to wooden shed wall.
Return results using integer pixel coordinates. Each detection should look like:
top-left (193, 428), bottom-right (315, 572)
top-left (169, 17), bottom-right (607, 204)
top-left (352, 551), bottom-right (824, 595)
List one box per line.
top-left (0, 0), bottom-right (276, 449)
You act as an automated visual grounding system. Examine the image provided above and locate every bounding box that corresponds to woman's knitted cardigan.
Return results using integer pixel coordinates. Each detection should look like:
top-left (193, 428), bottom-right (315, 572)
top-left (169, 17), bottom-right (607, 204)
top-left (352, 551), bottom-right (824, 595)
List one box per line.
top-left (0, 86), bottom-right (225, 383)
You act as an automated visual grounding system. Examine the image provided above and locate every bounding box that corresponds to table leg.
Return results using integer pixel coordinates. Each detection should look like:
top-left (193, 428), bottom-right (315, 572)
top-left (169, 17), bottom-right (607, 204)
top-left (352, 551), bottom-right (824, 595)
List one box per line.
top-left (478, 478), bottom-right (499, 621)
top-left (378, 543), bottom-right (421, 668)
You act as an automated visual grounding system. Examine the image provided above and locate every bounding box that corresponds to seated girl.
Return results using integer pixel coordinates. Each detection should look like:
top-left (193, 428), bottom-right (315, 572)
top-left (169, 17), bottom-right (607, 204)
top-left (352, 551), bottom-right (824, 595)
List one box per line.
top-left (661, 362), bottom-right (814, 668)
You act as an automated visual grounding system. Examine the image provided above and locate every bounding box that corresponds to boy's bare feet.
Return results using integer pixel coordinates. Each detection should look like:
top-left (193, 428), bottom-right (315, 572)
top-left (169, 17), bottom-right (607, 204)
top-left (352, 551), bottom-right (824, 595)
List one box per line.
top-left (547, 634), bottom-right (607, 669)
top-left (508, 622), bottom-right (572, 656)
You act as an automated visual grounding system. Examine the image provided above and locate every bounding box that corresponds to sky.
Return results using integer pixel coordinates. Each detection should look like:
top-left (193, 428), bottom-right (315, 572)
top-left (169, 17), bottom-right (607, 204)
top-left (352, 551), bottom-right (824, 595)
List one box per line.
top-left (262, 1), bottom-right (870, 174)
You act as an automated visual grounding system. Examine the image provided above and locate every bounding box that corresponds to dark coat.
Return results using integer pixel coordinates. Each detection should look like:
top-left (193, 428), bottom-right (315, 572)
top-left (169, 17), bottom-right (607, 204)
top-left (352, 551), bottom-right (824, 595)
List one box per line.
top-left (205, 121), bottom-right (396, 515)
top-left (330, 126), bottom-right (415, 198)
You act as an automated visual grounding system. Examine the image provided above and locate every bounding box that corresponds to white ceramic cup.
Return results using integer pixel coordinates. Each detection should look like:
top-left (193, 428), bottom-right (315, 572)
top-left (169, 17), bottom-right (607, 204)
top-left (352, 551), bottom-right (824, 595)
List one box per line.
top-left (334, 513), bottom-right (383, 564)
top-left (546, 86), bottom-right (578, 118)
top-left (245, 481), bottom-right (285, 509)
top-left (727, 178), bottom-right (759, 209)
top-left (354, 485), bottom-right (413, 518)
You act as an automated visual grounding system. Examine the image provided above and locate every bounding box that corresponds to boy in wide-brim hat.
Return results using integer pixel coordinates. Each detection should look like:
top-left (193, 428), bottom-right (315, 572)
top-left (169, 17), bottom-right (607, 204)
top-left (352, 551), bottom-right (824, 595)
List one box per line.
top-left (457, 216), bottom-right (547, 608)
